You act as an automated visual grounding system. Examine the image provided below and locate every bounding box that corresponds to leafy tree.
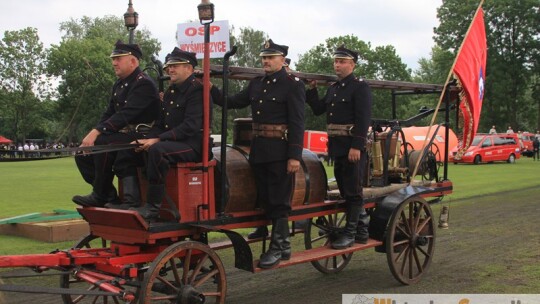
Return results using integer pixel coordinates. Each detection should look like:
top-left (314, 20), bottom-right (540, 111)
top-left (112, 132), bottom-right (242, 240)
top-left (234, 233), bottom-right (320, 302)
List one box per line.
top-left (48, 37), bottom-right (115, 143)
top-left (296, 35), bottom-right (412, 130)
top-left (210, 26), bottom-right (268, 142)
top-left (484, 0), bottom-right (539, 132)
top-left (414, 46), bottom-right (454, 85)
top-left (47, 15), bottom-right (161, 143)
top-left (229, 26), bottom-right (268, 69)
top-left (0, 27), bottom-right (50, 142)
top-left (412, 46), bottom-right (456, 127)
top-left (433, 0), bottom-right (540, 132)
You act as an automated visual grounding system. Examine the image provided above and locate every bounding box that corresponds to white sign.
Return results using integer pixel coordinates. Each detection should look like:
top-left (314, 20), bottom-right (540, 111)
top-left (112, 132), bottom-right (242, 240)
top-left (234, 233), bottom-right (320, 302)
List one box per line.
top-left (176, 20), bottom-right (230, 59)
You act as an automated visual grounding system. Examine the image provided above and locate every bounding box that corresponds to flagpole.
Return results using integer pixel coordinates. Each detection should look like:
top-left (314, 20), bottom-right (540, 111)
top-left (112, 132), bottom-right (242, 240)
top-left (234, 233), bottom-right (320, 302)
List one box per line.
top-left (410, 0), bottom-right (485, 182)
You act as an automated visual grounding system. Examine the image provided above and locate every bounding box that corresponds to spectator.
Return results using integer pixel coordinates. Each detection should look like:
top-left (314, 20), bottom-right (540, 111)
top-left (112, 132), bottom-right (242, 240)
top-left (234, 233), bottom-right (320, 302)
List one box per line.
top-left (517, 131), bottom-right (524, 149)
top-left (489, 125), bottom-right (497, 134)
top-left (17, 144), bottom-right (23, 158)
top-left (506, 126), bottom-right (514, 134)
top-left (533, 137), bottom-right (540, 161)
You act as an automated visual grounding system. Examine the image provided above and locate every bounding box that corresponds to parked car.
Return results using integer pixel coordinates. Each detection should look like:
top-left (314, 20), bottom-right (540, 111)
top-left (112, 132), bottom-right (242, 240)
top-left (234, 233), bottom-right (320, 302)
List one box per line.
top-left (520, 132), bottom-right (535, 157)
top-left (303, 130), bottom-right (328, 161)
top-left (449, 133), bottom-right (521, 164)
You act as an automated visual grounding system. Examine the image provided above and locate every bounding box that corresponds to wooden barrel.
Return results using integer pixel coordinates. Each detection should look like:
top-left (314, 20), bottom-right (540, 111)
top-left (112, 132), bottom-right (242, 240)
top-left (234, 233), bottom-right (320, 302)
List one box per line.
top-left (233, 118), bottom-right (254, 147)
top-left (213, 146), bottom-right (327, 213)
top-left (291, 149), bottom-right (328, 207)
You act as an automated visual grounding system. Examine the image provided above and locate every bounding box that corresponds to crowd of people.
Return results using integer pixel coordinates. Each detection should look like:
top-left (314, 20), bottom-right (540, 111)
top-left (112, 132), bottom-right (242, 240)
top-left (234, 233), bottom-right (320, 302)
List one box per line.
top-left (0, 142), bottom-right (76, 159)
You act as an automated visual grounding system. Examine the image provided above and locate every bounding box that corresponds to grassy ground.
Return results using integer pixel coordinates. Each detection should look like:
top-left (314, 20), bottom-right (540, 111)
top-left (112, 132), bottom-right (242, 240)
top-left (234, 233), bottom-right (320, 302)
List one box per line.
top-left (0, 158), bottom-right (90, 255)
top-left (0, 157), bottom-right (91, 218)
top-left (444, 158), bottom-right (540, 201)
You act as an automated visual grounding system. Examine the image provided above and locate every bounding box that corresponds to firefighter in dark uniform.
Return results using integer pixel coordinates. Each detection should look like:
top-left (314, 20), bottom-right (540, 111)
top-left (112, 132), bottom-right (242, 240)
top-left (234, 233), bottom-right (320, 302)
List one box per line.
top-left (113, 47), bottom-right (213, 221)
top-left (72, 40), bottom-right (160, 208)
top-left (212, 39), bottom-right (305, 268)
top-left (247, 56), bottom-right (307, 239)
top-left (306, 45), bottom-right (372, 249)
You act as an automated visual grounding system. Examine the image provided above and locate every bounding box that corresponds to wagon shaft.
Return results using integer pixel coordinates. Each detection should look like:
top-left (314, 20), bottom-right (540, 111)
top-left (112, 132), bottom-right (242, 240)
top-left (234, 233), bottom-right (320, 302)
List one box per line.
top-left (0, 253), bottom-right (66, 268)
top-left (0, 248), bottom-right (139, 275)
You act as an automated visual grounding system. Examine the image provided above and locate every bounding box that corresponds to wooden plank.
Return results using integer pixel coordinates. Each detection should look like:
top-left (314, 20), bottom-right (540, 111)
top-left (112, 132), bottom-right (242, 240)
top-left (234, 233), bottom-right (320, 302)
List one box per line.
top-left (3, 213), bottom-right (82, 224)
top-left (0, 213), bottom-right (41, 225)
top-left (52, 209), bottom-right (80, 214)
top-left (253, 239), bottom-right (383, 272)
top-left (0, 219), bottom-right (90, 243)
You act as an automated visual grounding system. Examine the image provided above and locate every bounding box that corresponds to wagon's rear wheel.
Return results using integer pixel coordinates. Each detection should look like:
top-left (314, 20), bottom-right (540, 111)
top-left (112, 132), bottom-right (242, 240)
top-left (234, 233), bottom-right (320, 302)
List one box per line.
top-left (386, 196), bottom-right (435, 285)
top-left (304, 213), bottom-right (353, 274)
top-left (139, 241), bottom-right (226, 303)
top-left (60, 234), bottom-right (139, 304)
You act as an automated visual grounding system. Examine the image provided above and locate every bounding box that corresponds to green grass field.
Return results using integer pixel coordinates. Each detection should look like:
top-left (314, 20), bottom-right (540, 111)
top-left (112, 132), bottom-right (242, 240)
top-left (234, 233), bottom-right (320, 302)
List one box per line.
top-left (0, 157), bottom-right (91, 218)
top-left (0, 155), bottom-right (539, 254)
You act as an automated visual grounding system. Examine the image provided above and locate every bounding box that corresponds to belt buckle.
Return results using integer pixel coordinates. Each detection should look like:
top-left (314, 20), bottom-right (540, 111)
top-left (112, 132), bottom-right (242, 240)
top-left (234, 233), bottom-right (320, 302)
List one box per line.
top-left (348, 125), bottom-right (354, 136)
top-left (135, 123), bottom-right (151, 133)
top-left (283, 129), bottom-right (288, 141)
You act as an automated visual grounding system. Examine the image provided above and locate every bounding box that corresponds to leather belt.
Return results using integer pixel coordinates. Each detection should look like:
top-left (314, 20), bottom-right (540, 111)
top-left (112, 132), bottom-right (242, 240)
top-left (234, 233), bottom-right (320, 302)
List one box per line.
top-left (327, 124), bottom-right (354, 137)
top-left (119, 122), bottom-right (154, 134)
top-left (252, 123), bottom-right (288, 140)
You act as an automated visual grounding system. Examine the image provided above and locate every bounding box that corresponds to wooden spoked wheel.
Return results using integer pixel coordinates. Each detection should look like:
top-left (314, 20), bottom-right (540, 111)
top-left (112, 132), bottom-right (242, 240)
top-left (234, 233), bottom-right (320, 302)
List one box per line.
top-left (71, 234), bottom-right (108, 249)
top-left (386, 196), bottom-right (435, 285)
top-left (304, 213), bottom-right (353, 274)
top-left (60, 234), bottom-right (139, 304)
top-left (139, 241), bottom-right (227, 304)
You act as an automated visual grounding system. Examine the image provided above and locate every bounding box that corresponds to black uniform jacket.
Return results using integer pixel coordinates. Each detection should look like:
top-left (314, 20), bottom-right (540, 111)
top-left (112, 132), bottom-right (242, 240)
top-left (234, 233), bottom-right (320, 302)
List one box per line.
top-left (96, 67), bottom-right (160, 134)
top-left (213, 67), bottom-right (305, 164)
top-left (150, 74), bottom-right (209, 156)
top-left (306, 73), bottom-right (372, 158)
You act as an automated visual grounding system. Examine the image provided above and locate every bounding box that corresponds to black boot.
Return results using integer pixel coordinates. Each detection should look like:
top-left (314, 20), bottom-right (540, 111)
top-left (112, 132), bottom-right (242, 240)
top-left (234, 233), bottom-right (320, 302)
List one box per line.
top-left (258, 218), bottom-right (291, 269)
top-left (72, 192), bottom-right (107, 207)
top-left (72, 188), bottom-right (119, 208)
top-left (355, 209), bottom-right (369, 244)
top-left (106, 176), bottom-right (141, 209)
top-left (130, 184), bottom-right (165, 222)
top-left (331, 204), bottom-right (362, 249)
top-left (73, 159), bottom-right (118, 207)
top-left (247, 226), bottom-right (269, 239)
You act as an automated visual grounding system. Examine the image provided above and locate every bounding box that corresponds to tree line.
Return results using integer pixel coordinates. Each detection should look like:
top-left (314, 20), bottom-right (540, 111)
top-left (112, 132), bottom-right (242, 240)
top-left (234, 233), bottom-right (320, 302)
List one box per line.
top-left (0, 0), bottom-right (537, 144)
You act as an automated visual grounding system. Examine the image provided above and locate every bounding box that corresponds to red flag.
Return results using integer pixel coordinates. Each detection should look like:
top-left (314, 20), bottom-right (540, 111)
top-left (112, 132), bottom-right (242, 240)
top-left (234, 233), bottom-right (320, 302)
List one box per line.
top-left (453, 7), bottom-right (487, 159)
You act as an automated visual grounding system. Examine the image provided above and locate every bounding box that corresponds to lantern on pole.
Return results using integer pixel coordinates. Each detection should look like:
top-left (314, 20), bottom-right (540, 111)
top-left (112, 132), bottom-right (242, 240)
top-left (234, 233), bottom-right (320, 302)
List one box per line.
top-left (197, 0), bottom-right (214, 212)
top-left (124, 0), bottom-right (139, 44)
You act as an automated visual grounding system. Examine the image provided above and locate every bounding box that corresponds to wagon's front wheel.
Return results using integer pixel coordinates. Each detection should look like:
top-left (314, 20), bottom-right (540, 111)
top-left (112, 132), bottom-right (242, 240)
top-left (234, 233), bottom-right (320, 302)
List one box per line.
top-left (71, 233), bottom-right (108, 249)
top-left (139, 241), bottom-right (227, 303)
top-left (386, 196), bottom-right (435, 285)
top-left (304, 214), bottom-right (353, 274)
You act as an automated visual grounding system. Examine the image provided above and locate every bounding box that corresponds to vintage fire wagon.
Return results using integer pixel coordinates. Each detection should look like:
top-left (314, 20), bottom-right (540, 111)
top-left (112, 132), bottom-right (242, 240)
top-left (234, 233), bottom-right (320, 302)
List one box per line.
top-left (0, 4), bottom-right (460, 303)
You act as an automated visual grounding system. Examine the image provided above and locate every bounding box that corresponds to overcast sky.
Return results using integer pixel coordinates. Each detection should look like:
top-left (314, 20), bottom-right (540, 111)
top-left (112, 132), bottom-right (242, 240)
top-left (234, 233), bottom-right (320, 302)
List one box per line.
top-left (1, 0), bottom-right (442, 71)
